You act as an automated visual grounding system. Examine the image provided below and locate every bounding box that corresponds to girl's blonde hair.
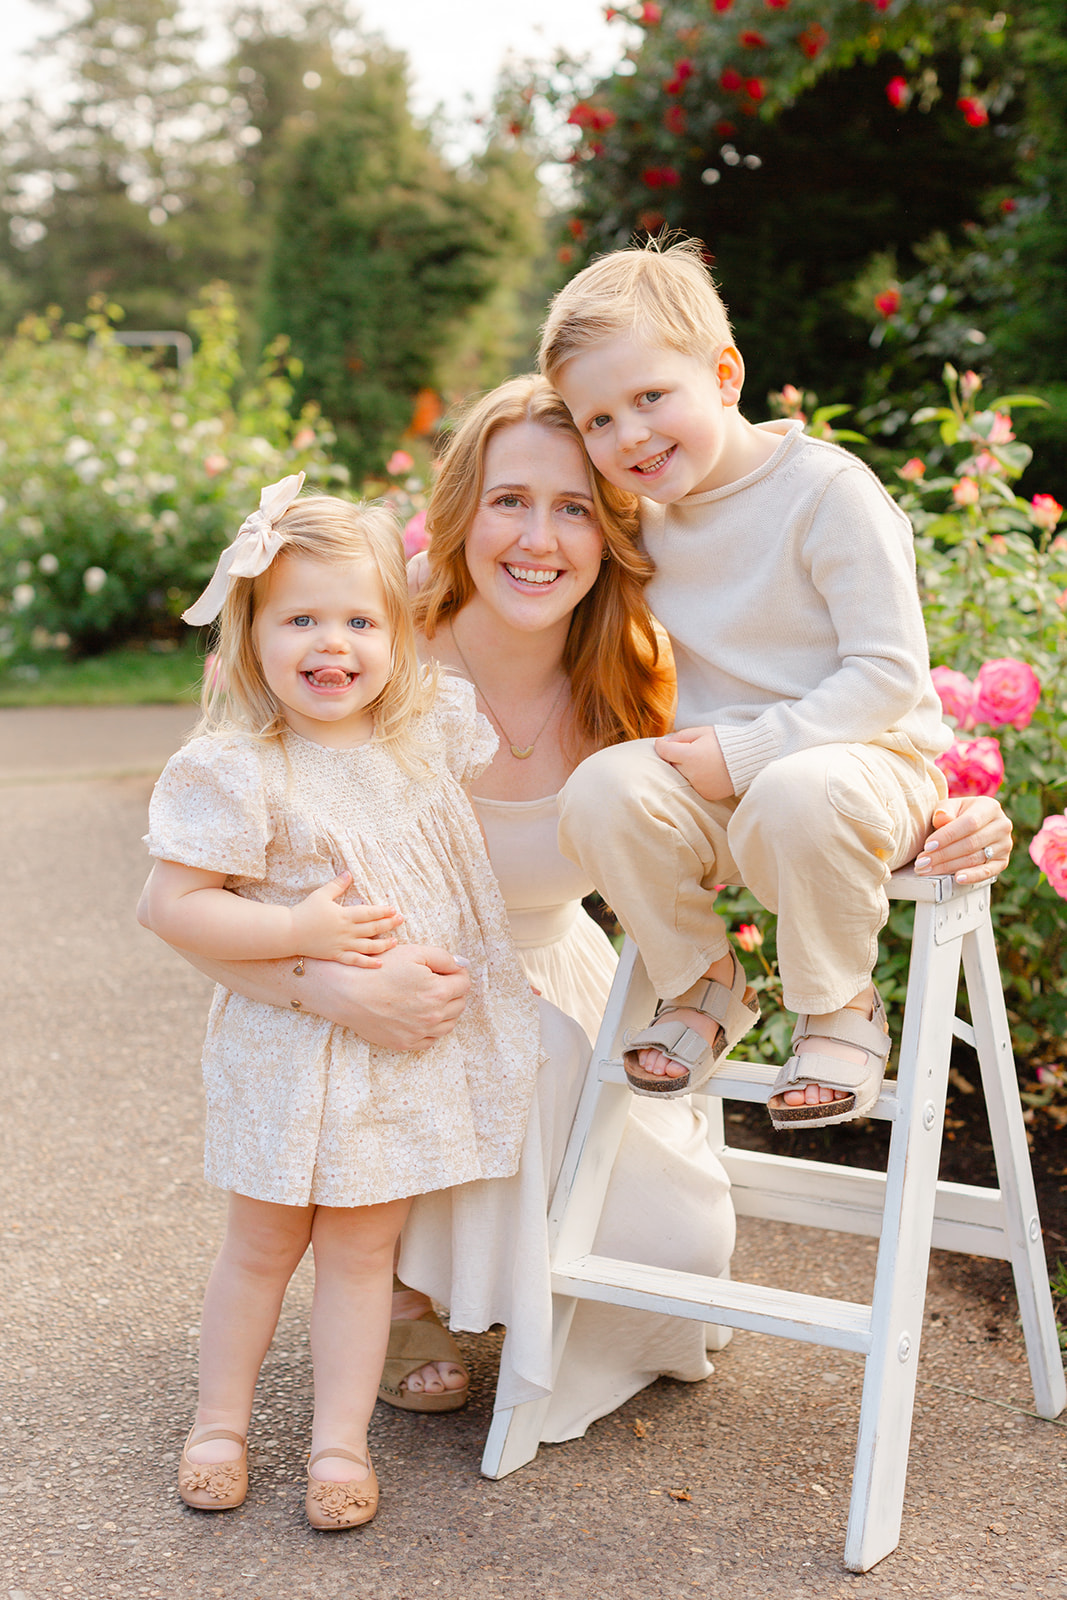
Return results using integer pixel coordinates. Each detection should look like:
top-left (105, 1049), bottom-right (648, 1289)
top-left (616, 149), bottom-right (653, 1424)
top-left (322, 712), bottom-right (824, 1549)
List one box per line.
top-left (198, 495), bottom-right (435, 767)
top-left (415, 375), bottom-right (675, 752)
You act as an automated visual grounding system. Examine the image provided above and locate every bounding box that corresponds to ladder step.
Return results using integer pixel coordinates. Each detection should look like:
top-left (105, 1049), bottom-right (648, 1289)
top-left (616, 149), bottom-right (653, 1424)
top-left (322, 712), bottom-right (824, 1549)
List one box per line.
top-left (551, 1253), bottom-right (874, 1353)
top-left (597, 1056), bottom-right (900, 1118)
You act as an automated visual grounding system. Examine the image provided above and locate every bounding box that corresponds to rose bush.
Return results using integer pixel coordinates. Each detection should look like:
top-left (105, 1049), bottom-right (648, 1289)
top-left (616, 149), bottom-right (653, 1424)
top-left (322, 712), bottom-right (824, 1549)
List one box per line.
top-left (724, 369), bottom-right (1067, 1098)
top-left (0, 286), bottom-right (342, 663)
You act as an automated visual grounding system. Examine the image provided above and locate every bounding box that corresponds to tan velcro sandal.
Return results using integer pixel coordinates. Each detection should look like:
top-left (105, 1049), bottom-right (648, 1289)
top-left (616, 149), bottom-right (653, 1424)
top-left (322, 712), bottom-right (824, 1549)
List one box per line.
top-left (622, 949), bottom-right (760, 1098)
top-left (768, 987), bottom-right (891, 1130)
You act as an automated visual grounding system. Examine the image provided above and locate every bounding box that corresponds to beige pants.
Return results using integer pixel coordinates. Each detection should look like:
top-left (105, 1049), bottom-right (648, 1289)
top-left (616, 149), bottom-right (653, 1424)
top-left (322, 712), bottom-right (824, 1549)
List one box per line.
top-left (558, 737), bottom-right (947, 1015)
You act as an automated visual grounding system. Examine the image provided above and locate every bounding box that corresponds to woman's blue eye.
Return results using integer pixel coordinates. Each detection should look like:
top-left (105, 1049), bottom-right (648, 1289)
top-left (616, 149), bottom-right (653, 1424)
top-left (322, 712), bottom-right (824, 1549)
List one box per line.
top-left (562, 502), bottom-right (589, 517)
top-left (497, 493), bottom-right (522, 508)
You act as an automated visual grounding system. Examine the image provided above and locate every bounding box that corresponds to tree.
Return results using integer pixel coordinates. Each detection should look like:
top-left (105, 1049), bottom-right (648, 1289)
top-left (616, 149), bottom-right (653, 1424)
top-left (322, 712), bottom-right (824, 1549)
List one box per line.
top-left (0, 0), bottom-right (253, 328)
top-left (260, 42), bottom-right (540, 478)
top-left (527, 0), bottom-right (1019, 410)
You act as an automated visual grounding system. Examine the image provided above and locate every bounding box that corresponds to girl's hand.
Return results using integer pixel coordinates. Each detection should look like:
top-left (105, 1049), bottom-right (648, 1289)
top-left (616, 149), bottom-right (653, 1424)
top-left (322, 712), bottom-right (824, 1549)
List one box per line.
top-left (290, 872), bottom-right (404, 966)
top-left (655, 726), bottom-right (734, 802)
top-left (913, 796), bottom-right (1013, 884)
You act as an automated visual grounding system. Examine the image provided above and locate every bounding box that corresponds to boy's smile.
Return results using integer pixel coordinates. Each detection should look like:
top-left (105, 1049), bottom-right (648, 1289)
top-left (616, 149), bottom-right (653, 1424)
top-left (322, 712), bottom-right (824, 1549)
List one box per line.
top-left (555, 333), bottom-right (767, 502)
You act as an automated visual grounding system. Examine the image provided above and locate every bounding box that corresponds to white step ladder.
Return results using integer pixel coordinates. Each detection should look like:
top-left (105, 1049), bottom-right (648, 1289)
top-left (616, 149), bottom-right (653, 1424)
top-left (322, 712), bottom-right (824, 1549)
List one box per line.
top-left (481, 866), bottom-right (1066, 1573)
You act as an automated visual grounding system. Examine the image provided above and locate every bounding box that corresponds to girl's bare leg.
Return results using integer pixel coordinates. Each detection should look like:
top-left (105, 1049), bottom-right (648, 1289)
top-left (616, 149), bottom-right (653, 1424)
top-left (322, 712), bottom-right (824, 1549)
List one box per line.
top-left (309, 1197), bottom-right (412, 1483)
top-left (187, 1193), bottom-right (314, 1464)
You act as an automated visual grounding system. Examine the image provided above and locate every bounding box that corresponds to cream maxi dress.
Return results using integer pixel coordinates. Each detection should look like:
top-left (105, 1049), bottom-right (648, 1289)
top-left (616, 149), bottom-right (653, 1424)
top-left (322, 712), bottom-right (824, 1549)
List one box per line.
top-left (144, 678), bottom-right (543, 1208)
top-left (399, 790), bottom-right (736, 1443)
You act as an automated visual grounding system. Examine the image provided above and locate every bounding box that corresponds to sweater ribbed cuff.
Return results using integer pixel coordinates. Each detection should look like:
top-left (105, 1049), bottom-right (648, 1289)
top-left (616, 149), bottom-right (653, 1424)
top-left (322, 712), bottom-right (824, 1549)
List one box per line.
top-left (716, 722), bottom-right (781, 795)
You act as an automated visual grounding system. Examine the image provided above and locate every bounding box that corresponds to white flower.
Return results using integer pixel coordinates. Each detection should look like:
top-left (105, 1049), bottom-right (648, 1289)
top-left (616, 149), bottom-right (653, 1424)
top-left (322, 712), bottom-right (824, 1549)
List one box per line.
top-left (16, 560), bottom-right (32, 578)
top-left (247, 435), bottom-right (274, 459)
top-left (17, 515), bottom-right (43, 540)
top-left (95, 409), bottom-right (116, 426)
top-left (74, 457), bottom-right (104, 483)
top-left (12, 583), bottom-right (35, 609)
top-left (171, 412), bottom-right (188, 430)
top-left (157, 509), bottom-right (180, 532)
top-left (116, 448), bottom-right (137, 468)
top-left (64, 436), bottom-right (93, 465)
top-left (38, 553), bottom-right (59, 574)
top-left (83, 566), bottom-right (107, 594)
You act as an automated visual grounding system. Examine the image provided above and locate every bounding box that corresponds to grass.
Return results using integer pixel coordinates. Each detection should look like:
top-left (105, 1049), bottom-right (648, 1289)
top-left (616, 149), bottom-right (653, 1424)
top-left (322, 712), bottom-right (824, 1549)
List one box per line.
top-left (0, 640), bottom-right (205, 706)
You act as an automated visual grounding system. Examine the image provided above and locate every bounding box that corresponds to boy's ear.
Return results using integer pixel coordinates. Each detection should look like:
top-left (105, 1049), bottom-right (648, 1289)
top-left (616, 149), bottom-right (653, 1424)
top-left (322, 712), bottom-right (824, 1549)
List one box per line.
top-left (716, 346), bottom-right (745, 407)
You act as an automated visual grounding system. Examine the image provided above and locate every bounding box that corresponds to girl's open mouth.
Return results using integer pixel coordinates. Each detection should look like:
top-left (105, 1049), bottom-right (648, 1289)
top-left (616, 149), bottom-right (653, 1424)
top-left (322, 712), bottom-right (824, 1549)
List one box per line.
top-left (305, 668), bottom-right (355, 688)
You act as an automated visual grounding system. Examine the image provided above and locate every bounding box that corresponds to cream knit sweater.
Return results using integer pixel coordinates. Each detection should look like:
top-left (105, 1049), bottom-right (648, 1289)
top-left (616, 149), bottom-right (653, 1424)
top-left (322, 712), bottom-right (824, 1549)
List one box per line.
top-left (641, 420), bottom-right (952, 795)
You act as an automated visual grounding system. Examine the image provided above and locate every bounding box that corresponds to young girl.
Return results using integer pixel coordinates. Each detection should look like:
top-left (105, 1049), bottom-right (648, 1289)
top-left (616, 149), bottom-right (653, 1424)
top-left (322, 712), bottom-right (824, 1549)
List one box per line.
top-left (143, 475), bottom-right (541, 1528)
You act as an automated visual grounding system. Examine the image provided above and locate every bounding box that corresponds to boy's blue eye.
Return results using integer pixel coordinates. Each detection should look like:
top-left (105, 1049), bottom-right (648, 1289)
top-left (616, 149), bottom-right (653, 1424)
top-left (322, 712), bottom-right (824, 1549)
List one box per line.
top-left (643, 390), bottom-right (664, 404)
top-left (589, 415), bottom-right (610, 431)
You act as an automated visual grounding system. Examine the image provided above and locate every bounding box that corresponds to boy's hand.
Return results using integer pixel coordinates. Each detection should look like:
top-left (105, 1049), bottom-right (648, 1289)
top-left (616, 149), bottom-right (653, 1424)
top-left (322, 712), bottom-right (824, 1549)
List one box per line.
top-left (290, 872), bottom-right (404, 966)
top-left (655, 726), bottom-right (734, 801)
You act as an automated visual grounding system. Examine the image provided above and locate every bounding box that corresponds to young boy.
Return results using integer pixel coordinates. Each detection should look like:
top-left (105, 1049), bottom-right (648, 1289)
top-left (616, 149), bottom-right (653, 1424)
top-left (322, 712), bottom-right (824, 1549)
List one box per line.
top-left (540, 238), bottom-right (957, 1127)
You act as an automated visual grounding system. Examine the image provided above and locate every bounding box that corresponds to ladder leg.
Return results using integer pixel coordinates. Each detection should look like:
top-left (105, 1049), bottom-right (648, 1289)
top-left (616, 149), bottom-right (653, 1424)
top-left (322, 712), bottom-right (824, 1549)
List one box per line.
top-left (483, 942), bottom-right (648, 1477)
top-left (844, 904), bottom-right (961, 1572)
top-left (963, 917), bottom-right (1066, 1419)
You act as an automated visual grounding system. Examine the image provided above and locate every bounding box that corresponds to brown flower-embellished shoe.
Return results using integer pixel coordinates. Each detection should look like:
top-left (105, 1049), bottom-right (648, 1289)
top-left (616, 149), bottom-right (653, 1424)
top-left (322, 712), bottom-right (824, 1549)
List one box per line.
top-left (305, 1448), bottom-right (379, 1530)
top-left (177, 1426), bottom-right (248, 1511)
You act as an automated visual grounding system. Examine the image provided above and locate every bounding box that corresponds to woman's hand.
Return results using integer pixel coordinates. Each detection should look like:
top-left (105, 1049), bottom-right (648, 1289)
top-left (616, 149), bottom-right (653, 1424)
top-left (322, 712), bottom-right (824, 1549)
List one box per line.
top-left (913, 796), bottom-right (1013, 884)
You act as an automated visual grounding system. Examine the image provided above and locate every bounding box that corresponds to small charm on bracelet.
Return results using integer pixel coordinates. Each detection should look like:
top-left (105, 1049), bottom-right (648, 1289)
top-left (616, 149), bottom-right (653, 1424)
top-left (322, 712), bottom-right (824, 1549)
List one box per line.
top-left (290, 997), bottom-right (303, 1010)
top-left (293, 957), bottom-right (305, 976)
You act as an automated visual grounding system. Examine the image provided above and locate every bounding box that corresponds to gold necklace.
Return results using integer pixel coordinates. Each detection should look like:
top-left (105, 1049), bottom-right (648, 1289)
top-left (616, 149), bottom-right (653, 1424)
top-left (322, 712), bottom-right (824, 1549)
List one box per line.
top-left (450, 623), bottom-right (567, 760)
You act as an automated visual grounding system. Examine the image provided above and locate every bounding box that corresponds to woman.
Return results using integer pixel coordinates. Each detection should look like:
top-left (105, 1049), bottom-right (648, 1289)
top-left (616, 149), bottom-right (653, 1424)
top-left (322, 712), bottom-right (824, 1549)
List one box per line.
top-left (141, 376), bottom-right (1013, 1441)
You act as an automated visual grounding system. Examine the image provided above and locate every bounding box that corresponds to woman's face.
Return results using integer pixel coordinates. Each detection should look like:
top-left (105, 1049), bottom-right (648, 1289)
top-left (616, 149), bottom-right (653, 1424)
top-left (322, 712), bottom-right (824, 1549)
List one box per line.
top-left (462, 421), bottom-right (606, 635)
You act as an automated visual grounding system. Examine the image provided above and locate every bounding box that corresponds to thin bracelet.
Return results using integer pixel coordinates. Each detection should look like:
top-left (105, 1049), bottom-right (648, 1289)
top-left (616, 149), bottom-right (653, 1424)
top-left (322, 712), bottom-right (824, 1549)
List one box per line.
top-left (290, 956), bottom-right (305, 1008)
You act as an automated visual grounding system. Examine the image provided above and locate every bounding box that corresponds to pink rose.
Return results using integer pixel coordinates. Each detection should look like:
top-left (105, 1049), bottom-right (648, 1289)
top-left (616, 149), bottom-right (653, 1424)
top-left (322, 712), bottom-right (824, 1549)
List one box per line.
top-left (1029, 494), bottom-right (1064, 533)
top-left (900, 457), bottom-right (925, 481)
top-left (960, 370), bottom-right (983, 400)
top-left (988, 412), bottom-right (1014, 444)
top-left (953, 476), bottom-right (980, 506)
top-left (930, 666), bottom-right (977, 730)
top-left (973, 657), bottom-right (1041, 730)
top-left (936, 736), bottom-right (1004, 798)
top-left (886, 77), bottom-right (910, 111)
top-left (1029, 813), bottom-right (1067, 900)
top-left (386, 450), bottom-right (414, 476)
top-left (402, 509), bottom-right (428, 559)
top-left (736, 923), bottom-right (763, 952)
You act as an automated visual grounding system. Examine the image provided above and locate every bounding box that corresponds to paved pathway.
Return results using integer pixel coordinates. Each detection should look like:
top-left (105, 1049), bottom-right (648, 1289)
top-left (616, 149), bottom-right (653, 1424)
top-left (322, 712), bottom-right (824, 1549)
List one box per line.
top-left (0, 707), bottom-right (1063, 1599)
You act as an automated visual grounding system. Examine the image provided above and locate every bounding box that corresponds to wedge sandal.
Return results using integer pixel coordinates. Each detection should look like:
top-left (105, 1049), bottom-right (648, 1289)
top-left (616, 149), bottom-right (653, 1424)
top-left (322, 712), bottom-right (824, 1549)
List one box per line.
top-left (622, 949), bottom-right (760, 1098)
top-left (768, 987), bottom-right (890, 1130)
top-left (376, 1309), bottom-right (469, 1413)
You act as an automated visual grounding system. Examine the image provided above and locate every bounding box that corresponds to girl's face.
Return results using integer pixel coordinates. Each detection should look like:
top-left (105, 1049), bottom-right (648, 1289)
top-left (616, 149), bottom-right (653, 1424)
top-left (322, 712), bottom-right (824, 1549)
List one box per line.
top-left (462, 421), bottom-right (606, 636)
top-left (252, 553), bottom-right (393, 747)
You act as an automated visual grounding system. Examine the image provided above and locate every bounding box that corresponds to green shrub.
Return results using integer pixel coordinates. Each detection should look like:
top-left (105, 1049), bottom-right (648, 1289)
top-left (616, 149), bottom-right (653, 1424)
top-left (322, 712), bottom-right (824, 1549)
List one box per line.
top-left (0, 284), bottom-right (340, 661)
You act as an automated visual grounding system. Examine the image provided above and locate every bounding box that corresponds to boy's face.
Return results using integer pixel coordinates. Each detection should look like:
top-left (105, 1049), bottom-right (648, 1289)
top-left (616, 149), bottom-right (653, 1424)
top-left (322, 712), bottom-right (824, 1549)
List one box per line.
top-left (554, 333), bottom-right (745, 502)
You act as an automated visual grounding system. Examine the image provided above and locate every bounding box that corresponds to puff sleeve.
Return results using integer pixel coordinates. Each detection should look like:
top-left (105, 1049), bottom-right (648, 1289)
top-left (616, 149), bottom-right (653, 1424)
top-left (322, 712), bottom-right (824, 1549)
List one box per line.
top-left (432, 673), bottom-right (499, 786)
top-left (144, 734), bottom-right (271, 879)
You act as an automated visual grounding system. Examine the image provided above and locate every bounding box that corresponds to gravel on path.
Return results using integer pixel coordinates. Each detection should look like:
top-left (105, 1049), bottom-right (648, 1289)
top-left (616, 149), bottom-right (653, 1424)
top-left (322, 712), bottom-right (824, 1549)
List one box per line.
top-left (1, 712), bottom-right (1063, 1599)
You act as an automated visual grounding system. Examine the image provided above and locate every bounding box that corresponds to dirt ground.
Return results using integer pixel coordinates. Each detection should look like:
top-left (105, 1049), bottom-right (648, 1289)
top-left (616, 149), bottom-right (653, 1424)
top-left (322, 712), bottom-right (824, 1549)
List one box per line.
top-left (1, 706), bottom-right (1064, 1600)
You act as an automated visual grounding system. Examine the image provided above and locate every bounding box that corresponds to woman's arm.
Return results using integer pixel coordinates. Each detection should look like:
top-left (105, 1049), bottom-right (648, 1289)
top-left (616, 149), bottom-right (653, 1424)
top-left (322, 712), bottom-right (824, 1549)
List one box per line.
top-left (138, 870), bottom-right (469, 1049)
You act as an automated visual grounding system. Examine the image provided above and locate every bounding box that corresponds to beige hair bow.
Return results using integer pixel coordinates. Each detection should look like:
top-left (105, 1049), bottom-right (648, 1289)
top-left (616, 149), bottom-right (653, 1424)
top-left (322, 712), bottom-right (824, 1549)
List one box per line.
top-left (182, 471), bottom-right (306, 626)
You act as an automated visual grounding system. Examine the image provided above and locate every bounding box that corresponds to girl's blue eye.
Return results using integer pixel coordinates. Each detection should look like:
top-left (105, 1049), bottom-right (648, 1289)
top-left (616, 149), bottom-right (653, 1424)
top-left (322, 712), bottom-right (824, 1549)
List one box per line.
top-left (349, 617), bottom-right (370, 630)
top-left (292, 615), bottom-right (312, 627)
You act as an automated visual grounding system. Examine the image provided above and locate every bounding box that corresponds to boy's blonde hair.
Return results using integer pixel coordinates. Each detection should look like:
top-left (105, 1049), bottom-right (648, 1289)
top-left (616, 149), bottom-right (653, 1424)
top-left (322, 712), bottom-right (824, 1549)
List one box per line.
top-left (198, 495), bottom-right (435, 767)
top-left (415, 374), bottom-right (675, 752)
top-left (539, 237), bottom-right (734, 381)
